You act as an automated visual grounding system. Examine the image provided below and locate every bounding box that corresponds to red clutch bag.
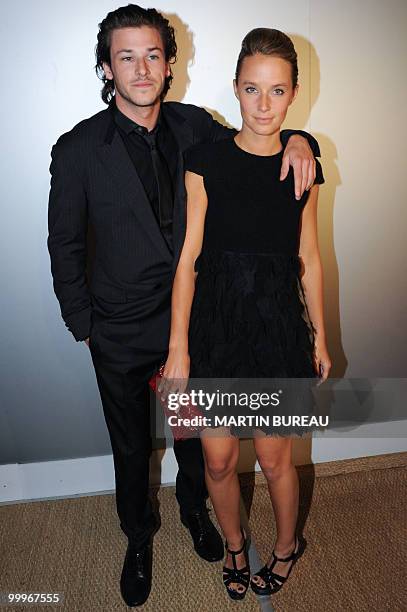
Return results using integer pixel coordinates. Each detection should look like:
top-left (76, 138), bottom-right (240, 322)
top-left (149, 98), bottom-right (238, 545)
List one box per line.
top-left (148, 364), bottom-right (205, 441)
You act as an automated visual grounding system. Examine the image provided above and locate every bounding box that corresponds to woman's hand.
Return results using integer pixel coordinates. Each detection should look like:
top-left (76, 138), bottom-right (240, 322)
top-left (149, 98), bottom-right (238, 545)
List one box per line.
top-left (313, 339), bottom-right (331, 382)
top-left (158, 349), bottom-right (190, 402)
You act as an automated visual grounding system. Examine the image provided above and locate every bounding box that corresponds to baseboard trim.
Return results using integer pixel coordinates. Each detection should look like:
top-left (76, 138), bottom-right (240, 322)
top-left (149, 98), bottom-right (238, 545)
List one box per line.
top-left (247, 451), bottom-right (407, 486)
top-left (0, 449), bottom-right (178, 505)
top-left (1, 448), bottom-right (406, 505)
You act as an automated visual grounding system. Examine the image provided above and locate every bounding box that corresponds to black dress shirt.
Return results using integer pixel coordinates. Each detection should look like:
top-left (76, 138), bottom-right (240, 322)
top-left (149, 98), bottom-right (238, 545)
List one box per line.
top-left (113, 103), bottom-right (178, 251)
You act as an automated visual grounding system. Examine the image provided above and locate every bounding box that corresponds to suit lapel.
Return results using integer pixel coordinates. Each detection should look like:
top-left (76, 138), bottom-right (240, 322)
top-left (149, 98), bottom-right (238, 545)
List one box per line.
top-left (96, 114), bottom-right (172, 262)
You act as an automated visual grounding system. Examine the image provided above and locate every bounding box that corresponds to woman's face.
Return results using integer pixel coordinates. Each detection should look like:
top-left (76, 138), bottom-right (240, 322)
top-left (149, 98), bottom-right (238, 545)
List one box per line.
top-left (233, 54), bottom-right (299, 137)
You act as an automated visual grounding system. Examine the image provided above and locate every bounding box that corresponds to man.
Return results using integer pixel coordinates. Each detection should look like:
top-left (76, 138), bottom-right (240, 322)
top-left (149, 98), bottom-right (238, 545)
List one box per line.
top-left (47, 4), bottom-right (320, 607)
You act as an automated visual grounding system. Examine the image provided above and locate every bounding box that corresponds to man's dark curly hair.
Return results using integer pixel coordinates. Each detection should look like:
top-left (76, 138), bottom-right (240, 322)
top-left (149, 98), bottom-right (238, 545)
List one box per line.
top-left (95, 4), bottom-right (177, 104)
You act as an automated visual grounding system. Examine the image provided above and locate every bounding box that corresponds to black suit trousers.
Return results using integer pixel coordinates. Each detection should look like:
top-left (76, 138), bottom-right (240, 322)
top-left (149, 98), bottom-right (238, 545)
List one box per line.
top-left (88, 293), bottom-right (208, 549)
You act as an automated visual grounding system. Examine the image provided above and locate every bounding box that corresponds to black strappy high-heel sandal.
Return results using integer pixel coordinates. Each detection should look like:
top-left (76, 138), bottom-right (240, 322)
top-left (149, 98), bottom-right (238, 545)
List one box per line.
top-left (250, 535), bottom-right (306, 596)
top-left (223, 529), bottom-right (250, 600)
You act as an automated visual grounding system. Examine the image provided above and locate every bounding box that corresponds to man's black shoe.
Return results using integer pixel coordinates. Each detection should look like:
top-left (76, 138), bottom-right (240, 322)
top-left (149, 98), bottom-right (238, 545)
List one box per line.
top-left (181, 507), bottom-right (224, 562)
top-left (120, 541), bottom-right (152, 607)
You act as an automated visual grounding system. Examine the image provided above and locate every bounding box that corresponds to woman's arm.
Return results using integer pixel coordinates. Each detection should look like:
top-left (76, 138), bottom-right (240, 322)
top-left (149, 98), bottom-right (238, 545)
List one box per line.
top-left (298, 185), bottom-right (331, 380)
top-left (159, 170), bottom-right (208, 397)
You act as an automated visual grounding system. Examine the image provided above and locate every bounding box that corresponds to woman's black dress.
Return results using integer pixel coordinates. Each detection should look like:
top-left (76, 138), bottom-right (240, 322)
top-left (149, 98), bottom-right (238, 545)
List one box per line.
top-left (184, 137), bottom-right (325, 435)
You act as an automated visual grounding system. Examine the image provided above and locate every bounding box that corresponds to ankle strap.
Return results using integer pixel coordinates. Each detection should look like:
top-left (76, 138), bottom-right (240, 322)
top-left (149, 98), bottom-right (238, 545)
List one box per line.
top-left (225, 527), bottom-right (247, 556)
top-left (272, 550), bottom-right (294, 562)
top-left (272, 537), bottom-right (299, 562)
top-left (225, 539), bottom-right (245, 555)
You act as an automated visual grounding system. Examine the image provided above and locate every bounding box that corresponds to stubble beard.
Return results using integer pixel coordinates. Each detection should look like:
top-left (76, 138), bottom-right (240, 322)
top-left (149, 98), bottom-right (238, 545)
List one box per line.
top-left (116, 81), bottom-right (163, 109)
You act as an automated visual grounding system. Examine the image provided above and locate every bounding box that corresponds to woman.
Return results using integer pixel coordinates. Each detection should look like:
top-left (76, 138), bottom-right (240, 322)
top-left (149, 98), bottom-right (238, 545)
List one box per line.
top-left (162, 28), bottom-right (331, 600)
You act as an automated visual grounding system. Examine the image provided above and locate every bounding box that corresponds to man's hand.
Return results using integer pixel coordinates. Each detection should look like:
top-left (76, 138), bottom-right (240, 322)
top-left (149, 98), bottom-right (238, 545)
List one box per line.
top-left (280, 134), bottom-right (316, 200)
top-left (84, 337), bottom-right (90, 347)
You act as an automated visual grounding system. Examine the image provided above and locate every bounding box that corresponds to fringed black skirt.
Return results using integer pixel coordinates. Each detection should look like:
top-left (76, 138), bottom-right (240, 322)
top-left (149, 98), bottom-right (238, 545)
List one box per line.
top-left (188, 249), bottom-right (319, 437)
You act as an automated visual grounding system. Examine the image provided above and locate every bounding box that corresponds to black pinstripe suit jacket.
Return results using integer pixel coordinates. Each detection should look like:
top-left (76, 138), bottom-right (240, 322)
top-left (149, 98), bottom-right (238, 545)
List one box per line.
top-left (47, 102), bottom-right (235, 341)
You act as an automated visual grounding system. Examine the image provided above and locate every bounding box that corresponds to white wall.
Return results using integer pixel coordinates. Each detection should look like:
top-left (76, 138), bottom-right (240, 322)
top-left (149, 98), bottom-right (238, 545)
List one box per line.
top-left (0, 1), bottom-right (406, 499)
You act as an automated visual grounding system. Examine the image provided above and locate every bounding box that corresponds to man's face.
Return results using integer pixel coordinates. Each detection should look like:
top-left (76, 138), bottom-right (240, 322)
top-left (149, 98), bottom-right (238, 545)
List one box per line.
top-left (103, 26), bottom-right (170, 108)
top-left (233, 54), bottom-right (298, 137)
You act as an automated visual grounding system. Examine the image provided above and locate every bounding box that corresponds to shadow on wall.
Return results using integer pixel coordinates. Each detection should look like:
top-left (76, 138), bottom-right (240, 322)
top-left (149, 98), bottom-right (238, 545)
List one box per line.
top-left (287, 34), bottom-right (346, 379)
top-left (163, 13), bottom-right (234, 130)
top-left (204, 107), bottom-right (235, 130)
top-left (164, 13), bottom-right (195, 102)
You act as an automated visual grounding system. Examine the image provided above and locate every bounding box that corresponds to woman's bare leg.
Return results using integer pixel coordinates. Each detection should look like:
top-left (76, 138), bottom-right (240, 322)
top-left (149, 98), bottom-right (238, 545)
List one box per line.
top-left (251, 434), bottom-right (300, 587)
top-left (200, 428), bottom-right (246, 594)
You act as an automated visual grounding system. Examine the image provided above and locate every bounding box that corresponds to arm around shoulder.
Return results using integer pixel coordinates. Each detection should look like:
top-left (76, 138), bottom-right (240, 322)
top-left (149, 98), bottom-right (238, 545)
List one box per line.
top-left (281, 129), bottom-right (321, 157)
top-left (181, 103), bottom-right (235, 144)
